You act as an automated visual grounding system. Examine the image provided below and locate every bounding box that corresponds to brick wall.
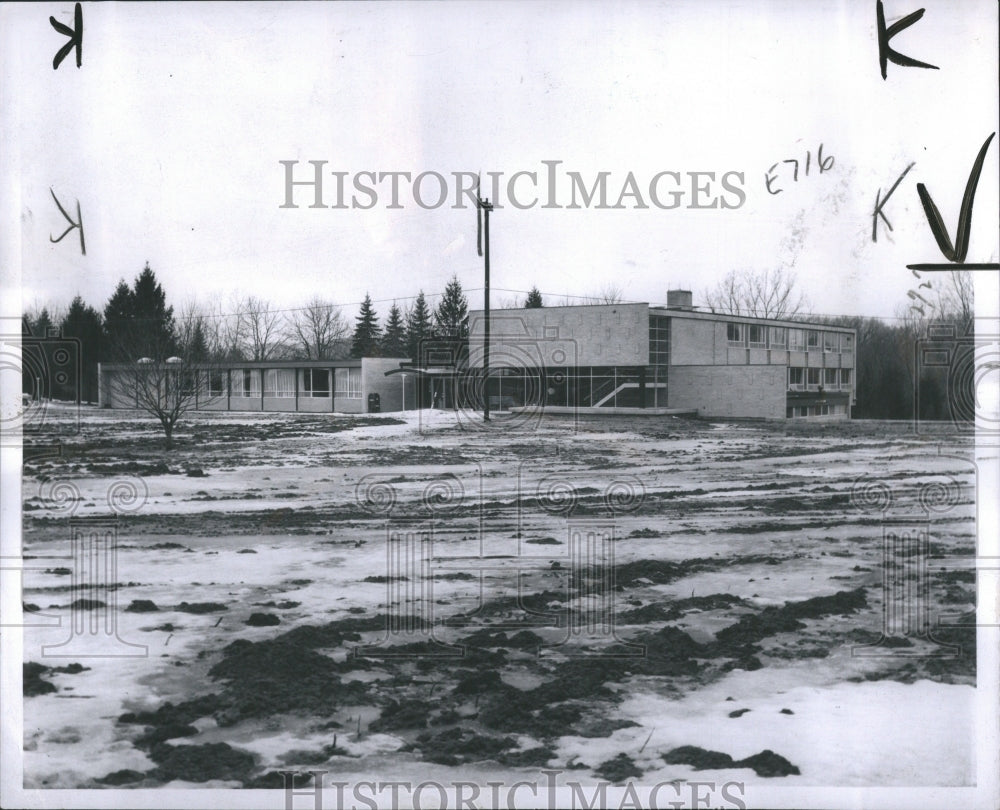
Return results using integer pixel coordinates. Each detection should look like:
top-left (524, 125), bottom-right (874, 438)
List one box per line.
top-left (667, 365), bottom-right (787, 418)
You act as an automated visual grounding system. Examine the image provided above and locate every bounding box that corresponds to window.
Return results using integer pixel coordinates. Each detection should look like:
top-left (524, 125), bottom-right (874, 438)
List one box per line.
top-left (208, 371), bottom-right (225, 397)
top-left (726, 323), bottom-right (744, 345)
top-left (807, 330), bottom-right (820, 349)
top-left (823, 332), bottom-right (837, 352)
top-left (788, 367), bottom-right (804, 389)
top-left (788, 329), bottom-right (805, 350)
top-left (334, 367), bottom-right (361, 398)
top-left (841, 334), bottom-right (854, 353)
top-left (748, 324), bottom-right (766, 348)
top-left (824, 368), bottom-right (838, 387)
top-left (303, 369), bottom-right (330, 397)
top-left (231, 369), bottom-right (260, 397)
top-left (807, 368), bottom-right (821, 388)
top-left (840, 368), bottom-right (852, 387)
top-left (264, 369), bottom-right (296, 397)
top-left (649, 314), bottom-right (670, 366)
top-left (769, 327), bottom-right (787, 348)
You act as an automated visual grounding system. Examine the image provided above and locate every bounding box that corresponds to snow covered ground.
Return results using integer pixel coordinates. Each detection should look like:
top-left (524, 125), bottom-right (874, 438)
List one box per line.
top-left (17, 405), bottom-right (980, 792)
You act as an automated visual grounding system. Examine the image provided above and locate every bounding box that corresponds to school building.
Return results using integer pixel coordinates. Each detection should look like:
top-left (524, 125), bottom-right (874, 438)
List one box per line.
top-left (98, 292), bottom-right (856, 421)
top-left (98, 357), bottom-right (415, 414)
top-left (464, 291), bottom-right (856, 419)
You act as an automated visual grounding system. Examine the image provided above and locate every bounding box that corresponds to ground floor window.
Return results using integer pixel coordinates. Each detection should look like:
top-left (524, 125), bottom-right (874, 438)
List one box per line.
top-left (477, 365), bottom-right (667, 409)
top-left (303, 368), bottom-right (331, 397)
top-left (208, 371), bottom-right (225, 397)
top-left (334, 367), bottom-right (360, 398)
top-left (264, 369), bottom-right (296, 397)
top-left (230, 369), bottom-right (261, 397)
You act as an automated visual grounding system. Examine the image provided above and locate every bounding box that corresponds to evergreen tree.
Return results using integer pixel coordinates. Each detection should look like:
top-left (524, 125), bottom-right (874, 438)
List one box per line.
top-left (102, 279), bottom-right (134, 360)
top-left (406, 291), bottom-right (433, 363)
top-left (524, 286), bottom-right (544, 308)
top-left (381, 302), bottom-right (408, 357)
top-left (351, 294), bottom-right (382, 358)
top-left (60, 296), bottom-right (103, 403)
top-left (186, 319), bottom-right (210, 363)
top-left (33, 308), bottom-right (55, 336)
top-left (434, 276), bottom-right (468, 338)
top-left (131, 263), bottom-right (177, 359)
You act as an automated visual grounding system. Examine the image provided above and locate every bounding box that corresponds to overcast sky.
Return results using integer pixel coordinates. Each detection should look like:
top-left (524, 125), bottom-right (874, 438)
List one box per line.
top-left (2, 0), bottom-right (997, 323)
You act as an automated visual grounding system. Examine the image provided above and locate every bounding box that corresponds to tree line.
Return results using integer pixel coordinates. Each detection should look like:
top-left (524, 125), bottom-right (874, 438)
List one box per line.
top-left (22, 266), bottom-right (495, 404)
top-left (25, 259), bottom-right (973, 423)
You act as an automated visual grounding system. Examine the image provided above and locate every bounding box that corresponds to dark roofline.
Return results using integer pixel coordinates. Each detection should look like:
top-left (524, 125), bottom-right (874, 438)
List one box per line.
top-left (652, 307), bottom-right (857, 332)
top-left (100, 359), bottom-right (367, 371)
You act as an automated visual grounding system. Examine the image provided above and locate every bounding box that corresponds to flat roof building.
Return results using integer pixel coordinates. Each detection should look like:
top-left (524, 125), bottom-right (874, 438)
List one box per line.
top-left (468, 296), bottom-right (856, 420)
top-left (99, 357), bottom-right (415, 415)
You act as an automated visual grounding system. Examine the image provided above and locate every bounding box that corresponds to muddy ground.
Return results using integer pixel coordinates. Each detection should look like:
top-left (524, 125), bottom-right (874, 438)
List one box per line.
top-left (19, 406), bottom-right (978, 788)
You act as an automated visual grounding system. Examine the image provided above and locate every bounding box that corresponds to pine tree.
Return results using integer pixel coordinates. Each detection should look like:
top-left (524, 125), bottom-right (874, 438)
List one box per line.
top-left (61, 296), bottom-right (103, 403)
top-left (31, 308), bottom-right (55, 337)
top-left (131, 263), bottom-right (177, 359)
top-left (381, 302), bottom-right (407, 357)
top-left (524, 286), bottom-right (544, 308)
top-left (434, 276), bottom-right (468, 338)
top-left (351, 294), bottom-right (382, 358)
top-left (186, 319), bottom-right (210, 363)
top-left (406, 291), bottom-right (433, 363)
top-left (102, 280), bottom-right (134, 360)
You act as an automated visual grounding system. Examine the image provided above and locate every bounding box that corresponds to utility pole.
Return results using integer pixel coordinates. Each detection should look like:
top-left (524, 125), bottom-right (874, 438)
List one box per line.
top-left (477, 185), bottom-right (494, 422)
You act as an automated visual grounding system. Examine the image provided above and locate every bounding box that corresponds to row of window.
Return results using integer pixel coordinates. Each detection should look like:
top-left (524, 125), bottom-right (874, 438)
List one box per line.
top-left (203, 368), bottom-right (362, 398)
top-left (727, 323), bottom-right (854, 353)
top-left (787, 403), bottom-right (848, 417)
top-left (787, 367), bottom-right (852, 389)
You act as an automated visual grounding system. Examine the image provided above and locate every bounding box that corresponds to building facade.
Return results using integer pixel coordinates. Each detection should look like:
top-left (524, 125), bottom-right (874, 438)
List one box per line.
top-left (98, 357), bottom-right (415, 415)
top-left (467, 292), bottom-right (856, 419)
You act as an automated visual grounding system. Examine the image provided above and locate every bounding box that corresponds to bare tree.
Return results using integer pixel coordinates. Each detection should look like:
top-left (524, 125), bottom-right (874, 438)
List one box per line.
top-left (286, 297), bottom-right (351, 360)
top-left (595, 283), bottom-right (624, 304)
top-left (934, 271), bottom-right (973, 332)
top-left (703, 268), bottom-right (808, 319)
top-left (242, 295), bottom-right (285, 361)
top-left (102, 329), bottom-right (222, 449)
top-left (203, 294), bottom-right (246, 361)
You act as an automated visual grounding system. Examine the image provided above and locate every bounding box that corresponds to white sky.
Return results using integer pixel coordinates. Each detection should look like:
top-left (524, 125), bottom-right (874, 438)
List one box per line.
top-left (2, 0), bottom-right (998, 321)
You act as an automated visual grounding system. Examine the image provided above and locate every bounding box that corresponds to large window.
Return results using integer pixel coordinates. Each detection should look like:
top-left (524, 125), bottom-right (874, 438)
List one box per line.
top-left (208, 371), bottom-right (225, 397)
top-left (769, 327), bottom-right (787, 348)
top-left (840, 368), bottom-right (852, 387)
top-left (726, 323), bottom-right (744, 346)
top-left (824, 368), bottom-right (838, 387)
top-left (807, 330), bottom-right (820, 349)
top-left (807, 368), bottom-right (821, 388)
top-left (788, 329), bottom-right (805, 350)
top-left (264, 369), bottom-right (296, 397)
top-left (748, 324), bottom-right (766, 348)
top-left (303, 368), bottom-right (331, 397)
top-left (649, 314), bottom-right (670, 366)
top-left (823, 332), bottom-right (837, 352)
top-left (334, 367), bottom-right (361, 398)
top-left (841, 334), bottom-right (854, 353)
top-left (788, 367), bottom-right (804, 389)
top-left (231, 369), bottom-right (261, 397)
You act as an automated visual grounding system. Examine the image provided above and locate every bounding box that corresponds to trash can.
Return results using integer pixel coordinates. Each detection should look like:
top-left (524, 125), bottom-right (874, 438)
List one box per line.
top-left (367, 392), bottom-right (381, 413)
